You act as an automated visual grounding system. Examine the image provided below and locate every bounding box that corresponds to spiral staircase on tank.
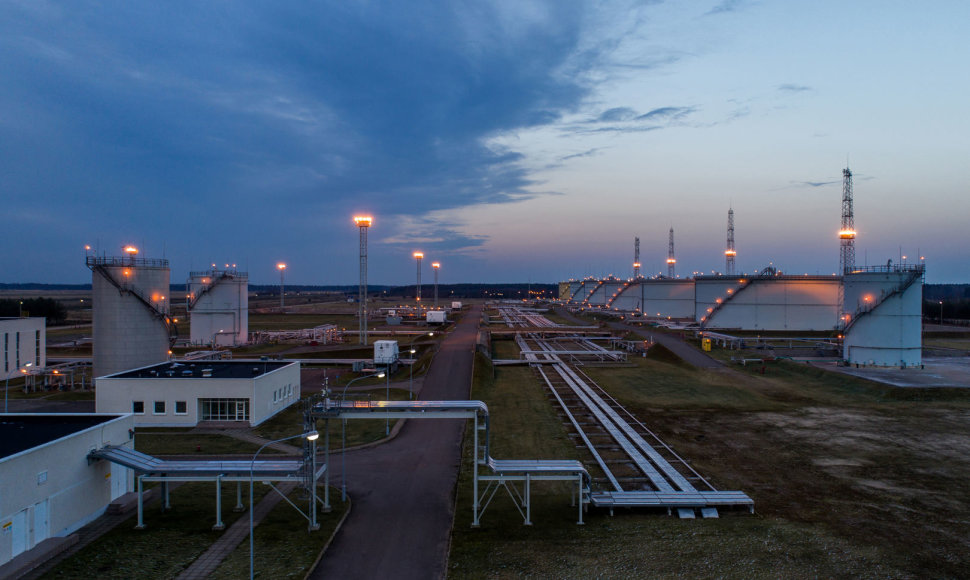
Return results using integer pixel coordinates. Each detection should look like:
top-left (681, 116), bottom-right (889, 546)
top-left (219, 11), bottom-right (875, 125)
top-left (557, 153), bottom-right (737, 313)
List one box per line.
top-left (86, 256), bottom-right (177, 347)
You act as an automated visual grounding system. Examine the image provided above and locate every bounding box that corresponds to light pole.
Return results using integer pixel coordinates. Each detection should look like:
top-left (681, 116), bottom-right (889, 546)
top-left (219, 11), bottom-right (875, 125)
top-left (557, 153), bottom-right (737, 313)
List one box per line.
top-left (413, 252), bottom-right (423, 304)
top-left (339, 371), bottom-right (384, 501)
top-left (354, 216), bottom-right (373, 345)
top-left (277, 263), bottom-right (286, 311)
top-left (939, 301), bottom-right (944, 325)
top-left (408, 332), bottom-right (434, 401)
top-left (250, 429), bottom-right (318, 580)
top-left (432, 262), bottom-right (440, 309)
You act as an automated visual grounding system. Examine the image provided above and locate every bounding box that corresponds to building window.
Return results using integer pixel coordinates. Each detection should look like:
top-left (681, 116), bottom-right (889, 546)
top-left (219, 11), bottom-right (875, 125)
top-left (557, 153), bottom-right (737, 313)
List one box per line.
top-left (199, 398), bottom-right (249, 422)
top-left (175, 401), bottom-right (187, 415)
top-left (35, 330), bottom-right (40, 366)
top-left (132, 401), bottom-right (144, 414)
top-left (153, 401), bottom-right (166, 414)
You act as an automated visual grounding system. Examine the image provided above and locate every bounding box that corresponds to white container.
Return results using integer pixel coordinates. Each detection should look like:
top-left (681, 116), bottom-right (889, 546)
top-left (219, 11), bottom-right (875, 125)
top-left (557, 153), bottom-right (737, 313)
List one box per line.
top-left (450, 301), bottom-right (462, 310)
top-left (426, 311), bottom-right (447, 324)
top-left (374, 340), bottom-right (400, 365)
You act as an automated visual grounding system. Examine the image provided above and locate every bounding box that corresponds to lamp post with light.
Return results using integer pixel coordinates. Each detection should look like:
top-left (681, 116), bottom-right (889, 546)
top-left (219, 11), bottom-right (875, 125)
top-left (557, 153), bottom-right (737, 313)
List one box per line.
top-left (939, 301), bottom-right (944, 325)
top-left (339, 371), bottom-right (384, 501)
top-left (408, 332), bottom-right (434, 401)
top-left (413, 252), bottom-right (423, 304)
top-left (277, 263), bottom-right (286, 311)
top-left (432, 262), bottom-right (440, 309)
top-left (250, 430), bottom-right (319, 580)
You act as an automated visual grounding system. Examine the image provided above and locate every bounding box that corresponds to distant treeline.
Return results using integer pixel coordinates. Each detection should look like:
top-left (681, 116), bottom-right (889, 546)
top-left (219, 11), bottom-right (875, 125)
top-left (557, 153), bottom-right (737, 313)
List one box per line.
top-left (0, 298), bottom-right (67, 325)
top-left (924, 284), bottom-right (970, 301)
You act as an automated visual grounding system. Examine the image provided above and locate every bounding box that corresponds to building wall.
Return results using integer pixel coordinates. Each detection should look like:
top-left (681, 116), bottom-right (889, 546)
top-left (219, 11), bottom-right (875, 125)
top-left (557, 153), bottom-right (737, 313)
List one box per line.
top-left (95, 362), bottom-right (300, 426)
top-left (843, 271), bottom-right (923, 367)
top-left (92, 264), bottom-right (170, 377)
top-left (187, 271), bottom-right (249, 346)
top-left (0, 414), bottom-right (133, 565)
top-left (1, 318), bottom-right (46, 381)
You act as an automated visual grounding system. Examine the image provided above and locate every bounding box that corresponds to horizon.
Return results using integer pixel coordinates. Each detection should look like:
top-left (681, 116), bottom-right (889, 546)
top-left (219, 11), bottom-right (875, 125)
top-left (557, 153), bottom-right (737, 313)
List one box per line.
top-left (3, 2), bottom-right (968, 285)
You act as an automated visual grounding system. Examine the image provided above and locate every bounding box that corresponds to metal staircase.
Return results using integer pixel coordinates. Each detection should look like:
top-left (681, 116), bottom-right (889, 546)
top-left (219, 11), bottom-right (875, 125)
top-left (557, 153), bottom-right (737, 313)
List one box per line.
top-left (700, 278), bottom-right (752, 329)
top-left (843, 267), bottom-right (923, 335)
top-left (87, 257), bottom-right (177, 347)
top-left (186, 271), bottom-right (235, 310)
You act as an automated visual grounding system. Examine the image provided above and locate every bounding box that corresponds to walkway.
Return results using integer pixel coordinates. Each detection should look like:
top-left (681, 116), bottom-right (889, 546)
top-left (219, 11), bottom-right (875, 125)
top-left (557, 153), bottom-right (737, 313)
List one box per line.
top-left (308, 305), bottom-right (481, 580)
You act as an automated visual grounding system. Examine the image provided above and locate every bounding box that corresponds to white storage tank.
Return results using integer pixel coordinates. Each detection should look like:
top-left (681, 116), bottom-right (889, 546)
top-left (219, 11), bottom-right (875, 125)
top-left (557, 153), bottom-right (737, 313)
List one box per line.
top-left (374, 340), bottom-right (399, 365)
top-left (187, 266), bottom-right (249, 346)
top-left (842, 265), bottom-right (924, 367)
top-left (87, 248), bottom-right (172, 377)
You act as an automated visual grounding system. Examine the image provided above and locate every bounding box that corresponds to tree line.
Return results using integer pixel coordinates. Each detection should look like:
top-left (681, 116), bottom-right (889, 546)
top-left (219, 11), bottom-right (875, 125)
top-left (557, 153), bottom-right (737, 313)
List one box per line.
top-left (0, 298), bottom-right (68, 325)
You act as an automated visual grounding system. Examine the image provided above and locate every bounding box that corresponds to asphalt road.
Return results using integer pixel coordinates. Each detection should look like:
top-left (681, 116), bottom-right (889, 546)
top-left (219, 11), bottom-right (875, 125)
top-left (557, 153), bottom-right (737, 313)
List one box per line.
top-left (309, 305), bottom-right (481, 580)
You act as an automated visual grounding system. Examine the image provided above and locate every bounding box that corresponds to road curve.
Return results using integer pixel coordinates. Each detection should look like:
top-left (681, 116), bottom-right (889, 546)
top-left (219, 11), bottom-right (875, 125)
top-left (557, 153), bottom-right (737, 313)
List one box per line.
top-left (309, 304), bottom-right (481, 580)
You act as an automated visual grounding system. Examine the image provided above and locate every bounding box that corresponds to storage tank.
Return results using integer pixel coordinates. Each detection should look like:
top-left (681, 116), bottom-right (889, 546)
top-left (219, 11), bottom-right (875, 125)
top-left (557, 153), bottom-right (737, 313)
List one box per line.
top-left (842, 265), bottom-right (924, 367)
top-left (187, 266), bottom-right (249, 346)
top-left (87, 248), bottom-right (173, 377)
top-left (697, 275), bottom-right (841, 331)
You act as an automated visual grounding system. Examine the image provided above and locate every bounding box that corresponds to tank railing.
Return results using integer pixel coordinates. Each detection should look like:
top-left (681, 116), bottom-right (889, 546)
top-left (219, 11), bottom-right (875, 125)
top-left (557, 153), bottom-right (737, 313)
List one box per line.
top-left (700, 278), bottom-right (752, 329)
top-left (89, 263), bottom-right (178, 347)
top-left (85, 255), bottom-right (169, 268)
top-left (843, 269), bottom-right (923, 334)
top-left (186, 273), bottom-right (232, 310)
top-left (187, 269), bottom-right (249, 278)
top-left (846, 263), bottom-right (925, 275)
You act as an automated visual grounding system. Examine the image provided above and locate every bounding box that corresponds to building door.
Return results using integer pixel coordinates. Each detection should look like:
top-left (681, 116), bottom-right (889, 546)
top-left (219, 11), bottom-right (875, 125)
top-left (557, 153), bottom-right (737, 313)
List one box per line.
top-left (111, 463), bottom-right (128, 499)
top-left (235, 400), bottom-right (247, 421)
top-left (10, 509), bottom-right (27, 558)
top-left (32, 500), bottom-right (49, 545)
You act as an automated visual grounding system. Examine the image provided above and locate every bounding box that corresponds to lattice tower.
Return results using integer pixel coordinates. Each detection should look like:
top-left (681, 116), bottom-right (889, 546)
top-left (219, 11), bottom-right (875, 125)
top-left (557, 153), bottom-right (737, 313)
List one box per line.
top-left (839, 166), bottom-right (856, 274)
top-left (633, 237), bottom-right (641, 278)
top-left (666, 228), bottom-right (676, 278)
top-left (725, 208), bottom-right (736, 276)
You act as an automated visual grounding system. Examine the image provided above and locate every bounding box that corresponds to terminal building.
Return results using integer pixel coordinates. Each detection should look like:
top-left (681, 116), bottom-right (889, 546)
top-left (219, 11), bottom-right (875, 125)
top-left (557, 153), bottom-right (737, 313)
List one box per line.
top-left (0, 414), bottom-right (133, 567)
top-left (1, 317), bottom-right (45, 381)
top-left (95, 360), bottom-right (300, 427)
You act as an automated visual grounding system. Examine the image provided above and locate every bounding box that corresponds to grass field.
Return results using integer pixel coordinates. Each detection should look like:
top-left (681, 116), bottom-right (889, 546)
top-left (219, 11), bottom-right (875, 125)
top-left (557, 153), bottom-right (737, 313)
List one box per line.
top-left (133, 432), bottom-right (286, 456)
top-left (448, 345), bottom-right (970, 577)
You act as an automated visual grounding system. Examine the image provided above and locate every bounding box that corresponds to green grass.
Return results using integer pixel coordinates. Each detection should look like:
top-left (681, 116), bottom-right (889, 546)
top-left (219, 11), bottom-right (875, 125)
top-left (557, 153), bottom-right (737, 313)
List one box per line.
top-left (209, 486), bottom-right (349, 579)
top-left (42, 483), bottom-right (267, 579)
top-left (134, 433), bottom-right (286, 456)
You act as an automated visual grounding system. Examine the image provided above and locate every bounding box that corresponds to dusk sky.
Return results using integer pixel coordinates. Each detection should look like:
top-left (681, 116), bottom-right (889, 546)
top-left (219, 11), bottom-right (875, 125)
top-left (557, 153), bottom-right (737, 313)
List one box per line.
top-left (2, 1), bottom-right (968, 285)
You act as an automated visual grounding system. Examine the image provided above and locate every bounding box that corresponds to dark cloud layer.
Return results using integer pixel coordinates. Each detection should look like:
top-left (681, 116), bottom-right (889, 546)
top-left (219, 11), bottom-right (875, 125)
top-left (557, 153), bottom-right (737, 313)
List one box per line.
top-left (0, 1), bottom-right (596, 279)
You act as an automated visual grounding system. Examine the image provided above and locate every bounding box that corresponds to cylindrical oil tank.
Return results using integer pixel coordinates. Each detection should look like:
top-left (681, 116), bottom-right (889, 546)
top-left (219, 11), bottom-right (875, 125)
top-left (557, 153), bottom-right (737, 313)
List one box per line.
top-left (842, 267), bottom-right (923, 367)
top-left (88, 254), bottom-right (171, 377)
top-left (187, 268), bottom-right (249, 346)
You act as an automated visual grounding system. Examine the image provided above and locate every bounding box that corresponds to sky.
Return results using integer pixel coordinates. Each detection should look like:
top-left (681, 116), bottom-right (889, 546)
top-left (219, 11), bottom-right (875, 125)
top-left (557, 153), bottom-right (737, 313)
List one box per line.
top-left (2, 0), bottom-right (968, 285)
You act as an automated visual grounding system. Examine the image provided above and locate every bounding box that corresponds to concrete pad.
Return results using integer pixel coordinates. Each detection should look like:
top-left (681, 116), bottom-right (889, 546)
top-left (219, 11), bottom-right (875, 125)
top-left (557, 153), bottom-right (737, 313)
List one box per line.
top-left (820, 357), bottom-right (970, 388)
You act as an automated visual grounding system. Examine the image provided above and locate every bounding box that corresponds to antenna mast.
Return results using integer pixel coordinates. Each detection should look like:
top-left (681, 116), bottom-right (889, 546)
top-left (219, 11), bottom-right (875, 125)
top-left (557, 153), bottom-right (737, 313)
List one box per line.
top-left (666, 228), bottom-right (676, 278)
top-left (725, 207), bottom-right (736, 276)
top-left (633, 237), bottom-right (641, 278)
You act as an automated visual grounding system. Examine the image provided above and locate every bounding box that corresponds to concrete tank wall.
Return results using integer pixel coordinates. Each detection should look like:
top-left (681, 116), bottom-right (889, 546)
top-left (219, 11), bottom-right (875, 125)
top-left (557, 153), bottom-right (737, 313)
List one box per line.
top-left (586, 279), bottom-right (625, 306)
top-left (699, 276), bottom-right (841, 330)
top-left (842, 269), bottom-right (923, 367)
top-left (90, 257), bottom-right (170, 378)
top-left (188, 269), bottom-right (249, 346)
top-left (611, 280), bottom-right (696, 318)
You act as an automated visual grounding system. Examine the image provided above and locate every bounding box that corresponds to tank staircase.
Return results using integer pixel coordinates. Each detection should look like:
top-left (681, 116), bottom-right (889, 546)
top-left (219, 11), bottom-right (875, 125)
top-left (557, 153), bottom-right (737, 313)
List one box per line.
top-left (86, 258), bottom-right (178, 346)
top-left (605, 280), bottom-right (634, 309)
top-left (186, 272), bottom-right (234, 311)
top-left (580, 279), bottom-right (606, 305)
top-left (699, 277), bottom-right (752, 329)
top-left (842, 267), bottom-right (924, 335)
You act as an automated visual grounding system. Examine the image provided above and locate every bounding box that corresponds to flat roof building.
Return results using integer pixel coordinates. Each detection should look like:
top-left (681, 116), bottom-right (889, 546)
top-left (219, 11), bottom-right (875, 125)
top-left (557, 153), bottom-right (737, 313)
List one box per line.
top-left (95, 360), bottom-right (300, 427)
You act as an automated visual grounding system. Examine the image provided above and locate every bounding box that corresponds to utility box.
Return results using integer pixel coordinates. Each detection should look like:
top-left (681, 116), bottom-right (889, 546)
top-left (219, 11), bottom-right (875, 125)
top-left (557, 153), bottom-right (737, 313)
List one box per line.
top-left (374, 340), bottom-right (400, 365)
top-left (702, 338), bottom-right (712, 352)
top-left (451, 301), bottom-right (462, 311)
top-left (426, 311), bottom-right (447, 325)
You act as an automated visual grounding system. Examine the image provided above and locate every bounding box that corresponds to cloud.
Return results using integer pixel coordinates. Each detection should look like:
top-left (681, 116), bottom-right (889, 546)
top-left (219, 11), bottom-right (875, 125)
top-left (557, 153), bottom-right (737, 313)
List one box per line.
top-left (706, 0), bottom-right (748, 16)
top-left (778, 83), bottom-right (813, 93)
top-left (569, 104), bottom-right (696, 135)
top-left (635, 106), bottom-right (696, 121)
top-left (560, 148), bottom-right (603, 162)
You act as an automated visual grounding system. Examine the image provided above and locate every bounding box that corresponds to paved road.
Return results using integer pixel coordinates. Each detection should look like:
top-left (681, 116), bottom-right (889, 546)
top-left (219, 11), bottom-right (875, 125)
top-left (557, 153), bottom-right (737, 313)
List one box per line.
top-left (309, 305), bottom-right (481, 580)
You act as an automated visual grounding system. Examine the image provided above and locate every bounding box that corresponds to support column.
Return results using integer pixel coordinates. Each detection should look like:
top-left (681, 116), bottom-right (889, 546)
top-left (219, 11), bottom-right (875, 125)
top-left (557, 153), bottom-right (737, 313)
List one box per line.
top-left (524, 474), bottom-right (532, 526)
top-left (323, 419), bottom-right (331, 512)
top-left (213, 476), bottom-right (225, 530)
top-left (234, 481), bottom-right (244, 512)
top-left (309, 437), bottom-right (319, 531)
top-left (471, 414), bottom-right (480, 527)
top-left (135, 476), bottom-right (146, 530)
top-left (163, 479), bottom-right (170, 511)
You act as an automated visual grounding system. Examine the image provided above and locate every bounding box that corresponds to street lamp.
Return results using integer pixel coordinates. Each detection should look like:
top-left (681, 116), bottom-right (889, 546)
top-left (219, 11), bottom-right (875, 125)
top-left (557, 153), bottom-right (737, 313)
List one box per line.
top-left (408, 332), bottom-right (434, 401)
top-left (413, 252), bottom-right (423, 304)
top-left (432, 262), bottom-right (440, 309)
top-left (277, 263), bottom-right (286, 311)
top-left (939, 301), bottom-right (944, 325)
top-left (339, 371), bottom-right (384, 501)
top-left (250, 430), bottom-right (318, 580)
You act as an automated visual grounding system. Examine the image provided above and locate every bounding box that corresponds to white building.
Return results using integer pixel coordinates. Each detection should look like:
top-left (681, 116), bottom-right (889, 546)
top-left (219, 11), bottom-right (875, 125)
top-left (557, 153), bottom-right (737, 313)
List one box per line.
top-left (0, 413), bottom-right (133, 566)
top-left (186, 267), bottom-right (249, 347)
top-left (95, 360), bottom-right (301, 426)
top-left (1, 317), bottom-right (46, 381)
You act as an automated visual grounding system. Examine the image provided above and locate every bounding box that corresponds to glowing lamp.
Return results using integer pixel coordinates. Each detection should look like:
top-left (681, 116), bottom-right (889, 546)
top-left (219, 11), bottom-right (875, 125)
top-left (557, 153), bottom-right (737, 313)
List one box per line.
top-left (353, 216), bottom-right (373, 227)
top-left (413, 252), bottom-right (424, 259)
top-left (666, 258), bottom-right (676, 264)
top-left (123, 245), bottom-right (139, 256)
top-left (838, 229), bottom-right (856, 239)
top-left (277, 263), bottom-right (286, 271)
top-left (725, 250), bottom-right (736, 256)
